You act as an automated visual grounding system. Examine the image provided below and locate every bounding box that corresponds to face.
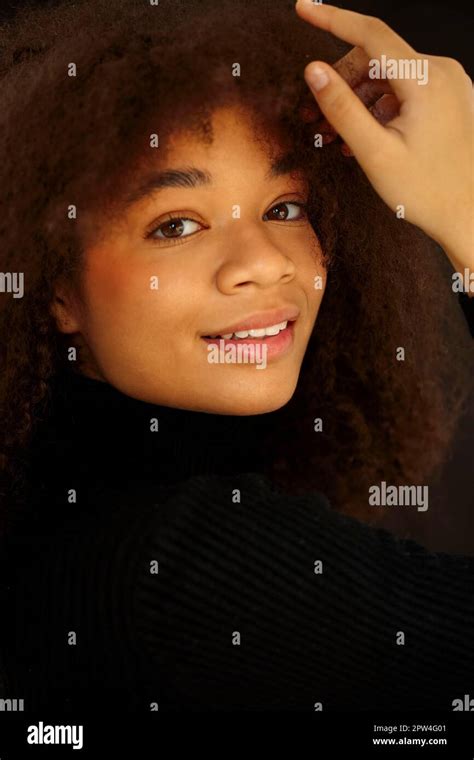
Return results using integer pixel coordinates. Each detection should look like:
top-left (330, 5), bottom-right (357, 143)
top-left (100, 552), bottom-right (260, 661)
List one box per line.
top-left (54, 105), bottom-right (326, 414)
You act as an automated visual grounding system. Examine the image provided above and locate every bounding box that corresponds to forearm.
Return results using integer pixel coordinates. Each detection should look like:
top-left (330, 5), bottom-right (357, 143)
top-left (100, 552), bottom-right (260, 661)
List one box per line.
top-left (434, 219), bottom-right (474, 294)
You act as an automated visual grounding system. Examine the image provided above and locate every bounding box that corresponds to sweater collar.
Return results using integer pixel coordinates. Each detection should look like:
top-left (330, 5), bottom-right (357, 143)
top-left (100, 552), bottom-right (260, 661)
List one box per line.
top-left (29, 368), bottom-right (279, 486)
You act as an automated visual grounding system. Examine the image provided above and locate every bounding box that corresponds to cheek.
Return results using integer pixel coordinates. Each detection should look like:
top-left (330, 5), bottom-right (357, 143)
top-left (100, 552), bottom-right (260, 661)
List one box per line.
top-left (81, 256), bottom-right (149, 339)
top-left (79, 248), bottom-right (200, 346)
top-left (295, 233), bottom-right (327, 307)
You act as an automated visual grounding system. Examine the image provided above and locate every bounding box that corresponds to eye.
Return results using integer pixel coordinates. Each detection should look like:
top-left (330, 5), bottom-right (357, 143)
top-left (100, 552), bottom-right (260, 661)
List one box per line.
top-left (146, 215), bottom-right (203, 243)
top-left (263, 201), bottom-right (307, 222)
top-left (144, 200), bottom-right (307, 246)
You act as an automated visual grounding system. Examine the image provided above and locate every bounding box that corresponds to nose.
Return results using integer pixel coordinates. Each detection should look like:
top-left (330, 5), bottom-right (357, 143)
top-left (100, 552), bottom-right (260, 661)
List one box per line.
top-left (215, 225), bottom-right (297, 294)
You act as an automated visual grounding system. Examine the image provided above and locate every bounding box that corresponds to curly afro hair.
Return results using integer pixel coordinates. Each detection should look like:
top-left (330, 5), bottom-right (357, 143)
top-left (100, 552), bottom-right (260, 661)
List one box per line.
top-left (0, 0), bottom-right (472, 528)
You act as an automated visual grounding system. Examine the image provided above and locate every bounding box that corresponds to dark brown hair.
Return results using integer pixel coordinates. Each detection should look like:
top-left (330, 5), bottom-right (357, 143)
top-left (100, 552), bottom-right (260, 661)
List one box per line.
top-left (0, 0), bottom-right (472, 526)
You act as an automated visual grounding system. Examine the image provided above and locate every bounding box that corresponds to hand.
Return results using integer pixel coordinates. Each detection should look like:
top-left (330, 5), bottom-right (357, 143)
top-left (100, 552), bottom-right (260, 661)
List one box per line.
top-left (295, 0), bottom-right (474, 277)
top-left (299, 46), bottom-right (397, 154)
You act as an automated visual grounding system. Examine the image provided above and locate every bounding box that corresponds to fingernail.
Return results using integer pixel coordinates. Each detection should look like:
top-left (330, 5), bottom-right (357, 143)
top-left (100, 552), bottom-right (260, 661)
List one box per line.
top-left (306, 64), bottom-right (330, 92)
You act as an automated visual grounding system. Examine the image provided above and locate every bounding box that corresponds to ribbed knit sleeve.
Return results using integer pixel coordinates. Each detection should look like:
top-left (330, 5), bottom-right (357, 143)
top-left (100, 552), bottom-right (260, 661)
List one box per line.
top-left (131, 472), bottom-right (474, 712)
top-left (2, 471), bottom-right (472, 713)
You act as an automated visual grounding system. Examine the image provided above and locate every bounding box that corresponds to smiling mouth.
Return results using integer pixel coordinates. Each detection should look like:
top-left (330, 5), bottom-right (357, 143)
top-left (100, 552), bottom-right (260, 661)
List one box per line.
top-left (202, 319), bottom-right (294, 341)
top-left (201, 319), bottom-right (297, 363)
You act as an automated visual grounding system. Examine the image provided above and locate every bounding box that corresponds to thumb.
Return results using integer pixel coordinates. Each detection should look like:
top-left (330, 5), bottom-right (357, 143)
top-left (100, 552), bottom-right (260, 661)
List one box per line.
top-left (304, 61), bottom-right (391, 164)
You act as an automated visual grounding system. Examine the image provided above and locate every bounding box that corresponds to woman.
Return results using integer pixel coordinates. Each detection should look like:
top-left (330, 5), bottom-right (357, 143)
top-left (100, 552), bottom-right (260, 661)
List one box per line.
top-left (0, 0), bottom-right (472, 713)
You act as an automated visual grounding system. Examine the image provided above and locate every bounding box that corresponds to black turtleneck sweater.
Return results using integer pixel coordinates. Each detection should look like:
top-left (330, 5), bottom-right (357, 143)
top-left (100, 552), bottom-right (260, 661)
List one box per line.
top-left (0, 357), bottom-right (473, 714)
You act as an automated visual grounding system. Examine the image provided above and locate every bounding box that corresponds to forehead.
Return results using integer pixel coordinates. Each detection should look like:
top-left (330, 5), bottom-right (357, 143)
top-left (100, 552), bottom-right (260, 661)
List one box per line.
top-left (122, 107), bottom-right (307, 210)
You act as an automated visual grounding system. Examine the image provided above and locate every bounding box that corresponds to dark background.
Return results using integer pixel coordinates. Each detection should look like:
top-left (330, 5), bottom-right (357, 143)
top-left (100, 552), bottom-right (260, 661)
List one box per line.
top-left (3, 0), bottom-right (472, 75)
top-left (1, 0), bottom-right (473, 552)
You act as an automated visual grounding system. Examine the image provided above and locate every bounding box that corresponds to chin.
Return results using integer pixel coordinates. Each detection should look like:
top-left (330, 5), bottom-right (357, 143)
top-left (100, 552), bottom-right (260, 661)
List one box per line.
top-left (202, 378), bottom-right (299, 416)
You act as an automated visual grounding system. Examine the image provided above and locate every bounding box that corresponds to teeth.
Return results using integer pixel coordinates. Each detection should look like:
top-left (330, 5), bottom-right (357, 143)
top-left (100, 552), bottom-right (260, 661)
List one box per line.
top-left (261, 322), bottom-right (285, 336)
top-left (208, 321), bottom-right (289, 340)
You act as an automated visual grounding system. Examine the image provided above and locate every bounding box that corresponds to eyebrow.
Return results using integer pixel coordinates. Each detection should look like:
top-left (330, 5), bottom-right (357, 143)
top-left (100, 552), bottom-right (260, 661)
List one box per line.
top-left (123, 152), bottom-right (304, 209)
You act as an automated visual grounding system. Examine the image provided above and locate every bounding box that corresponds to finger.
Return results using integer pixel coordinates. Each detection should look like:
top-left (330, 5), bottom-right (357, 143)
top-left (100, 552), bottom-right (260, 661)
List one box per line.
top-left (333, 46), bottom-right (371, 87)
top-left (333, 48), bottom-right (396, 103)
top-left (295, 1), bottom-right (421, 99)
top-left (353, 79), bottom-right (394, 108)
top-left (301, 65), bottom-right (397, 149)
top-left (333, 45), bottom-right (395, 106)
top-left (304, 60), bottom-right (397, 166)
top-left (340, 94), bottom-right (400, 156)
top-left (305, 79), bottom-right (394, 134)
top-left (369, 94), bottom-right (400, 126)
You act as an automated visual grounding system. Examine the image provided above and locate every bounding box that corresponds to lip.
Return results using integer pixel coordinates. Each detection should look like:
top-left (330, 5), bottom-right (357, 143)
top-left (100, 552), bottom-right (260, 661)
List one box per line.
top-left (202, 321), bottom-right (296, 361)
top-left (202, 305), bottom-right (300, 338)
